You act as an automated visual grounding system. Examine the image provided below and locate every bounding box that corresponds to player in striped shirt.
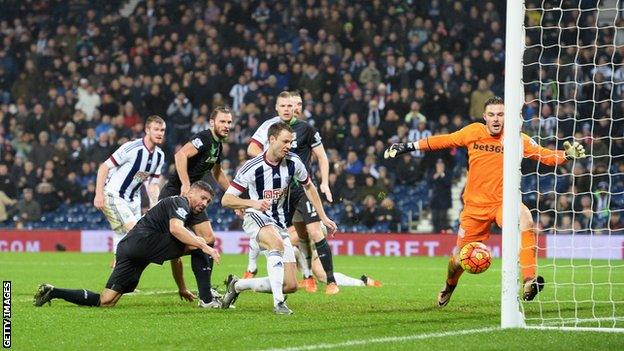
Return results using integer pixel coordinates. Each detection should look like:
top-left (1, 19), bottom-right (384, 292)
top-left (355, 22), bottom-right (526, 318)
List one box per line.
top-left (94, 115), bottom-right (166, 266)
top-left (220, 122), bottom-right (338, 314)
top-left (245, 91), bottom-right (344, 295)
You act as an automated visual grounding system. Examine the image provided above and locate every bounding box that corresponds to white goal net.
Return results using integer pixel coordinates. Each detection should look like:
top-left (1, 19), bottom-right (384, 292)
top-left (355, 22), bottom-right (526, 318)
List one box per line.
top-left (508, 0), bottom-right (624, 330)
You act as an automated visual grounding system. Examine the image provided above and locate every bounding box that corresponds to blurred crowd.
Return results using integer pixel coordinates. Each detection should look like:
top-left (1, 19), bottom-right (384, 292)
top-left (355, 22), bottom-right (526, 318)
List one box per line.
top-left (0, 0), bottom-right (621, 234)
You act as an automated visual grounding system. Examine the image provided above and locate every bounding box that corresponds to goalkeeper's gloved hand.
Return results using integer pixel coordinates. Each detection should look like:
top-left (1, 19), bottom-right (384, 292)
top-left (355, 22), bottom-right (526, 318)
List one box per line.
top-left (383, 142), bottom-right (416, 159)
top-left (563, 141), bottom-right (587, 160)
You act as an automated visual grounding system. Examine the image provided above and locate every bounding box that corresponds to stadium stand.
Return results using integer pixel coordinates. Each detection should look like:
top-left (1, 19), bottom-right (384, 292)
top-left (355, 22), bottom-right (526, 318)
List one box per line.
top-left (0, 0), bottom-right (620, 233)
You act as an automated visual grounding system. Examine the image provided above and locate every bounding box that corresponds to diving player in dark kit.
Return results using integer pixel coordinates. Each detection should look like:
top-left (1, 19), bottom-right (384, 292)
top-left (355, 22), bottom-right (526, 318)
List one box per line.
top-left (33, 181), bottom-right (221, 308)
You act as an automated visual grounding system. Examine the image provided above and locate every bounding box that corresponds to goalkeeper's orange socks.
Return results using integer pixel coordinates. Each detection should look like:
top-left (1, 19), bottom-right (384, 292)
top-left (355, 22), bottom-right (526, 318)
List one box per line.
top-left (520, 229), bottom-right (537, 280)
top-left (446, 255), bottom-right (464, 286)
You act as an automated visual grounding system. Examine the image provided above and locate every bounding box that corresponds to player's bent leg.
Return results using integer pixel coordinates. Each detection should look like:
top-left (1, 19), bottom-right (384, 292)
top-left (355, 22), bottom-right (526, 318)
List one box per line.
top-left (281, 237), bottom-right (298, 294)
top-left (293, 221), bottom-right (316, 291)
top-left (244, 247), bottom-right (260, 278)
top-left (33, 283), bottom-right (104, 307)
top-left (305, 220), bottom-right (338, 293)
top-left (99, 288), bottom-right (122, 307)
top-left (311, 248), bottom-right (326, 282)
top-left (188, 221), bottom-right (220, 307)
top-left (438, 246), bottom-right (462, 308)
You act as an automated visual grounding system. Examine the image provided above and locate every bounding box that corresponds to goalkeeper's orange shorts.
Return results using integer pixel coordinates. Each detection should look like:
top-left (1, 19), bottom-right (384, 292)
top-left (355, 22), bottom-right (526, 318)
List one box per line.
top-left (456, 203), bottom-right (503, 247)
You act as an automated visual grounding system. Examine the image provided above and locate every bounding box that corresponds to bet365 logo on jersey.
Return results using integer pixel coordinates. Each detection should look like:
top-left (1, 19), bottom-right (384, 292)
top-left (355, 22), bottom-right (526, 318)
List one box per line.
top-left (263, 189), bottom-right (285, 201)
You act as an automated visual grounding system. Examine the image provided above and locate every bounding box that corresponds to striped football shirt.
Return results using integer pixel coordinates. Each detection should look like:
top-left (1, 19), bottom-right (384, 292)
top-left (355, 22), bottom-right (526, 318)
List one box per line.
top-left (225, 152), bottom-right (310, 228)
top-left (104, 138), bottom-right (165, 202)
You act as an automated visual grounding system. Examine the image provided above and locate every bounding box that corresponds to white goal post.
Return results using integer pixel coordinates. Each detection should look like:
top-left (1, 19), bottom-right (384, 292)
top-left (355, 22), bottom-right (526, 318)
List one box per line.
top-left (502, 0), bottom-right (526, 330)
top-left (502, 0), bottom-right (624, 332)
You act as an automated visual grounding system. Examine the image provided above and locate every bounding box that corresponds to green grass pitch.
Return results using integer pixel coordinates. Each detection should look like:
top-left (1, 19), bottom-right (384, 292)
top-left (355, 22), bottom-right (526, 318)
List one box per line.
top-left (1, 252), bottom-right (623, 350)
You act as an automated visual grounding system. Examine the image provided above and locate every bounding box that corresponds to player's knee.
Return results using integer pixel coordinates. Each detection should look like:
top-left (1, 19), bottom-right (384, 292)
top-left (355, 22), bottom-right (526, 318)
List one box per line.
top-left (289, 234), bottom-right (300, 247)
top-left (283, 281), bottom-right (297, 293)
top-left (202, 234), bottom-right (215, 245)
top-left (99, 296), bottom-right (117, 307)
top-left (269, 241), bottom-right (284, 252)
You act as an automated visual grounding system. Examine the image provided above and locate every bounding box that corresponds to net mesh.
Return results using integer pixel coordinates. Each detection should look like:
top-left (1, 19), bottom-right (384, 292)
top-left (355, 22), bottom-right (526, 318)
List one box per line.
top-left (520, 0), bottom-right (624, 329)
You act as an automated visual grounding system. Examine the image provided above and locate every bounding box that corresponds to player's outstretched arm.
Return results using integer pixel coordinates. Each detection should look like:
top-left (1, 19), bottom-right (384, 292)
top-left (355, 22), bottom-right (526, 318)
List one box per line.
top-left (302, 181), bottom-right (338, 236)
top-left (563, 141), bottom-right (587, 159)
top-left (384, 126), bottom-right (472, 159)
top-left (383, 142), bottom-right (418, 159)
top-left (522, 135), bottom-right (586, 166)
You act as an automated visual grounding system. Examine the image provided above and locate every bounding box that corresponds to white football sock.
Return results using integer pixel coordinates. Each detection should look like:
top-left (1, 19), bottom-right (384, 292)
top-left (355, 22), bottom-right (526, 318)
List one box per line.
top-left (298, 239), bottom-right (313, 276)
top-left (334, 272), bottom-right (365, 287)
top-left (294, 246), bottom-right (313, 278)
top-left (246, 246), bottom-right (259, 272)
top-left (112, 232), bottom-right (125, 254)
top-left (266, 250), bottom-right (285, 306)
top-left (234, 277), bottom-right (271, 293)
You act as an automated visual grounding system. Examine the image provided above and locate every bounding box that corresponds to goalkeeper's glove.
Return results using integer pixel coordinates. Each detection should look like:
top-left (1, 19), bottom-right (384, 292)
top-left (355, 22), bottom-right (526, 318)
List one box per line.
top-left (383, 142), bottom-right (417, 159)
top-left (563, 141), bottom-right (587, 160)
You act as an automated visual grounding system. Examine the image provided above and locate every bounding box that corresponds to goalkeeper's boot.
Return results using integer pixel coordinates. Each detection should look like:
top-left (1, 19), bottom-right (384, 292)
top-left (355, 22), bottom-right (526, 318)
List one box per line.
top-left (221, 274), bottom-right (240, 309)
top-left (523, 276), bottom-right (545, 301)
top-left (361, 275), bottom-right (383, 287)
top-left (242, 269), bottom-right (257, 279)
top-left (437, 282), bottom-right (456, 307)
top-left (33, 283), bottom-right (54, 307)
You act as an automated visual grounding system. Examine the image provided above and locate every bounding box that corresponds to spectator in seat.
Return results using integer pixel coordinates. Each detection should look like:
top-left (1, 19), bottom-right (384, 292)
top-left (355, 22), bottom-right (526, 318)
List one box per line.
top-left (36, 181), bottom-right (61, 213)
top-left (122, 101), bottom-right (141, 128)
top-left (469, 79), bottom-right (494, 120)
top-left (429, 159), bottom-right (452, 233)
top-left (360, 195), bottom-right (378, 229)
top-left (345, 151), bottom-right (363, 175)
top-left (13, 188), bottom-right (41, 227)
top-left (395, 154), bottom-right (421, 186)
top-left (343, 124), bottom-right (367, 155)
top-left (358, 175), bottom-right (385, 203)
top-left (166, 92), bottom-right (193, 155)
top-left (29, 131), bottom-right (55, 171)
top-left (341, 203), bottom-right (359, 226)
top-left (0, 163), bottom-right (17, 199)
top-left (338, 174), bottom-right (359, 204)
top-left (75, 81), bottom-right (101, 121)
top-left (377, 197), bottom-right (401, 232)
top-left (88, 132), bottom-right (113, 164)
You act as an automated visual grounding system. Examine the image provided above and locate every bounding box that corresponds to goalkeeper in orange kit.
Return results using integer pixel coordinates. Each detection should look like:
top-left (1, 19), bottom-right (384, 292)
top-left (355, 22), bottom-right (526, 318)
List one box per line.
top-left (384, 96), bottom-right (587, 306)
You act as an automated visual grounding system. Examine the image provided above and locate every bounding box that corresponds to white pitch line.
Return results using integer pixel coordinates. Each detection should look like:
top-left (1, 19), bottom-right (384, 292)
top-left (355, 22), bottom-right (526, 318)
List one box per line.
top-left (259, 326), bottom-right (499, 351)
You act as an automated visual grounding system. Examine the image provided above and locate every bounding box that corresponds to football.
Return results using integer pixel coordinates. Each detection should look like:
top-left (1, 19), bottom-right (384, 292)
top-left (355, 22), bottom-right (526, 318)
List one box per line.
top-left (459, 242), bottom-right (492, 274)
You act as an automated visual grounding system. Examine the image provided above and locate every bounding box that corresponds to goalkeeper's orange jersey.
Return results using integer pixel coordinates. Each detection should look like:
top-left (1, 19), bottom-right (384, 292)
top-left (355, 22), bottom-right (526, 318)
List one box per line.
top-left (417, 123), bottom-right (567, 207)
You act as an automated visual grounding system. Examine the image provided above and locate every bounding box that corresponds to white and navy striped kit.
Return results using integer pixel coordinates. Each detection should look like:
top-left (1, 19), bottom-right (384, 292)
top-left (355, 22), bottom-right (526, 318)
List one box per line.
top-left (104, 138), bottom-right (165, 202)
top-left (226, 152), bottom-right (310, 229)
